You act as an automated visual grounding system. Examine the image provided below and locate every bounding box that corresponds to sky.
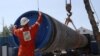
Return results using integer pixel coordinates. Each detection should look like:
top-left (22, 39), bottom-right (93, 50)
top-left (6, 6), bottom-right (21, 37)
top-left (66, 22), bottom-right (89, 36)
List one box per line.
top-left (0, 0), bottom-right (100, 32)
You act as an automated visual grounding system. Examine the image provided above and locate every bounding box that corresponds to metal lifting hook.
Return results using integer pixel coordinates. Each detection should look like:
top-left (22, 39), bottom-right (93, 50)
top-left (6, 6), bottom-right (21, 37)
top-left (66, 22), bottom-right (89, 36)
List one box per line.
top-left (65, 0), bottom-right (77, 30)
top-left (66, 0), bottom-right (72, 16)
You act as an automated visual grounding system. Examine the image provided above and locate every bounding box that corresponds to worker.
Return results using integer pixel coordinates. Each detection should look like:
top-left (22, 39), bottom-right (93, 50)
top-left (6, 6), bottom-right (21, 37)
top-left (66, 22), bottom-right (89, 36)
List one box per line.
top-left (12, 11), bottom-right (42, 56)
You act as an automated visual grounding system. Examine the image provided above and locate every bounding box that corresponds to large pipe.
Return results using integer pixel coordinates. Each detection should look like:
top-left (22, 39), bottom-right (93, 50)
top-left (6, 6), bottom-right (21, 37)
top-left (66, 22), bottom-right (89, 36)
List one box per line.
top-left (13, 11), bottom-right (88, 53)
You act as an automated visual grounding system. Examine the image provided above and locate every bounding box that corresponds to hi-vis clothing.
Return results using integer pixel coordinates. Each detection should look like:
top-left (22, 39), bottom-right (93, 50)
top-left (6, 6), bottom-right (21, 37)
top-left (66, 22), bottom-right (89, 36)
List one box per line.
top-left (13, 12), bottom-right (42, 56)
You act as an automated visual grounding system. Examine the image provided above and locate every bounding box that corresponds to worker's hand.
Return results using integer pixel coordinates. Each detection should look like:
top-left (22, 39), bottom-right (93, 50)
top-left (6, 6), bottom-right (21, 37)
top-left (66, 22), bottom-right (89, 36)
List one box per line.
top-left (12, 25), bottom-right (17, 31)
top-left (13, 25), bottom-right (17, 29)
top-left (38, 11), bottom-right (42, 16)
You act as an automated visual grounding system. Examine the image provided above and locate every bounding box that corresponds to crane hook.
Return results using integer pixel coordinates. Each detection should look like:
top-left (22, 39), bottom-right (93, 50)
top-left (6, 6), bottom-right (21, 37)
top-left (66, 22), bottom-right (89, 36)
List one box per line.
top-left (66, 0), bottom-right (72, 16)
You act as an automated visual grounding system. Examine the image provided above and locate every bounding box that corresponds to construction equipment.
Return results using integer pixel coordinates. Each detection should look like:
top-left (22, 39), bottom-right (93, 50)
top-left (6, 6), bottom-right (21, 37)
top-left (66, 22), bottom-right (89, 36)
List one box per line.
top-left (64, 0), bottom-right (100, 55)
top-left (84, 0), bottom-right (100, 41)
top-left (84, 0), bottom-right (100, 54)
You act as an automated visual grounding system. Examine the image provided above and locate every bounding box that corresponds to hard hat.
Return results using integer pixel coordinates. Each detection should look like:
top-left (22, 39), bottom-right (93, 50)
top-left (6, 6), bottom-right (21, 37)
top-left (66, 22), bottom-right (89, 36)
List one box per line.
top-left (20, 17), bottom-right (29, 26)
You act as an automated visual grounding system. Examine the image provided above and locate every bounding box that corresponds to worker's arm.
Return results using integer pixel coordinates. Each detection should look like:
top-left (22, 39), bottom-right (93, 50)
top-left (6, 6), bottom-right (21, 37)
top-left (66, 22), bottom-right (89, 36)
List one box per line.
top-left (31, 11), bottom-right (42, 28)
top-left (31, 12), bottom-right (42, 35)
top-left (35, 11), bottom-right (42, 26)
top-left (12, 25), bottom-right (19, 36)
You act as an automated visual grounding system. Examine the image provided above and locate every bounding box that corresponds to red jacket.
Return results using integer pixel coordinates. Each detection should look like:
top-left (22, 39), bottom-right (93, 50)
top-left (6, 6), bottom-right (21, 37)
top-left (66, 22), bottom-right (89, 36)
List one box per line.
top-left (13, 12), bottom-right (42, 56)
